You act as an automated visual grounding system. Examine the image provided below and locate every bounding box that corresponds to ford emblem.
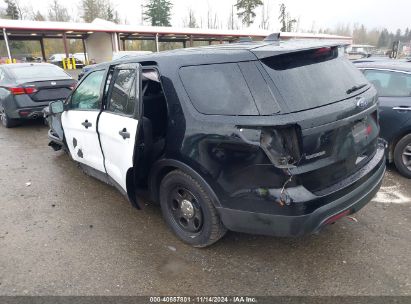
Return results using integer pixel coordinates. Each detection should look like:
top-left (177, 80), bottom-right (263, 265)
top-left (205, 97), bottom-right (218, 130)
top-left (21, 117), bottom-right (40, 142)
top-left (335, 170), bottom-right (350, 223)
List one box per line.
top-left (356, 97), bottom-right (369, 109)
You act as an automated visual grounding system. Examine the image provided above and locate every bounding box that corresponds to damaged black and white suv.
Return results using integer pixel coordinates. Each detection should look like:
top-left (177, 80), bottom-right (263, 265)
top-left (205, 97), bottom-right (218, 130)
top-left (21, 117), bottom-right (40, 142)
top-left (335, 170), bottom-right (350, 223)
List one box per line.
top-left (45, 38), bottom-right (386, 247)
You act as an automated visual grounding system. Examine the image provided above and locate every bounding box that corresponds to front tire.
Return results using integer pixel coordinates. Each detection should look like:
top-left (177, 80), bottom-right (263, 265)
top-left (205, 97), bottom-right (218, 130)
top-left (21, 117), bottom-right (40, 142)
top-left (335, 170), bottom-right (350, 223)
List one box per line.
top-left (159, 170), bottom-right (227, 247)
top-left (394, 134), bottom-right (411, 178)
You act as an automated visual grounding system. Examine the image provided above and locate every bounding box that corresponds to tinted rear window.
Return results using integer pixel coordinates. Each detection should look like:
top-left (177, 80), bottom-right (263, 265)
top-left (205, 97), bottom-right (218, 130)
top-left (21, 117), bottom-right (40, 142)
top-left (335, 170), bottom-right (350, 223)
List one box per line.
top-left (261, 47), bottom-right (369, 112)
top-left (180, 63), bottom-right (259, 115)
top-left (9, 65), bottom-right (70, 81)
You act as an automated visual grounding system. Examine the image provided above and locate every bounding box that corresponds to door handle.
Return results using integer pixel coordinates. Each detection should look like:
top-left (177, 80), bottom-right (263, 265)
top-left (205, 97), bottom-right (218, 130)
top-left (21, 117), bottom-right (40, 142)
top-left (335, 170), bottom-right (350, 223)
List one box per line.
top-left (393, 106), bottom-right (411, 112)
top-left (81, 120), bottom-right (92, 129)
top-left (119, 128), bottom-right (130, 139)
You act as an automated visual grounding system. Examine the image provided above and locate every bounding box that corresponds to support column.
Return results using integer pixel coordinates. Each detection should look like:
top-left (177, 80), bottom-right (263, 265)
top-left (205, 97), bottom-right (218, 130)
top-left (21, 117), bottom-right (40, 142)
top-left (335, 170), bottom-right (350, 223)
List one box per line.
top-left (112, 33), bottom-right (119, 53)
top-left (62, 33), bottom-right (69, 58)
top-left (2, 28), bottom-right (12, 60)
top-left (155, 33), bottom-right (159, 52)
top-left (183, 40), bottom-right (187, 48)
top-left (189, 35), bottom-right (193, 47)
top-left (82, 38), bottom-right (87, 64)
top-left (39, 37), bottom-right (46, 62)
top-left (122, 39), bottom-right (126, 51)
top-left (117, 33), bottom-right (122, 51)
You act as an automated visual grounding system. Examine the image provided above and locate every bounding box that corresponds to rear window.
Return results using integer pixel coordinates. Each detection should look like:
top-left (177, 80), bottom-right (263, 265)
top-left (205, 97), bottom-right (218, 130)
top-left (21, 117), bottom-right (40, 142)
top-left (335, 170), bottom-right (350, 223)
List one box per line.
top-left (261, 47), bottom-right (369, 113)
top-left (9, 65), bottom-right (70, 81)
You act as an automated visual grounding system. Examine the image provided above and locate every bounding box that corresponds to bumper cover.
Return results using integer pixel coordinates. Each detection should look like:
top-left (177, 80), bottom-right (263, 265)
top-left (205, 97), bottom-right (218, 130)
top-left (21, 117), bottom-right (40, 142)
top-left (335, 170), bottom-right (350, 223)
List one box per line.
top-left (9, 106), bottom-right (46, 119)
top-left (217, 144), bottom-right (386, 237)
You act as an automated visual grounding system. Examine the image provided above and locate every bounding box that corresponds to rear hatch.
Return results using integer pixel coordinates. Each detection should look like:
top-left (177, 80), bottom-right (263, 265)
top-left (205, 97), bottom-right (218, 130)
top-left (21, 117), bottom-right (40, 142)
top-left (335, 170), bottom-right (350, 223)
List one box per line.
top-left (252, 45), bottom-right (379, 193)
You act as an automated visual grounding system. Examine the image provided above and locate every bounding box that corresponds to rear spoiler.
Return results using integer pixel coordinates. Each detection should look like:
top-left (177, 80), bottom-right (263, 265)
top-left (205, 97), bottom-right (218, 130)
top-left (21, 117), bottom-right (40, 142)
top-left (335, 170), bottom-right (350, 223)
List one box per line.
top-left (251, 41), bottom-right (350, 59)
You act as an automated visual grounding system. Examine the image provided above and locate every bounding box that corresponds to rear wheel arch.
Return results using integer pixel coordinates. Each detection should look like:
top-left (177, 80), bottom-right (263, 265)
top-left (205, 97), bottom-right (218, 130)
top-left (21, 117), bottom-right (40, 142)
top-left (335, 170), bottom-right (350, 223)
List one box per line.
top-left (393, 133), bottom-right (411, 178)
top-left (389, 128), bottom-right (411, 163)
top-left (148, 159), bottom-right (222, 208)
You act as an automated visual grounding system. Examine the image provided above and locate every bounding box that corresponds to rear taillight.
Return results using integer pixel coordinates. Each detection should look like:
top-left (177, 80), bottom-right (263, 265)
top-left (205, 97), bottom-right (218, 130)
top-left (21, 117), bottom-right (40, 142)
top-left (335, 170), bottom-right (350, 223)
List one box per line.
top-left (24, 87), bottom-right (38, 94)
top-left (9, 87), bottom-right (25, 95)
top-left (9, 87), bottom-right (38, 95)
top-left (260, 125), bottom-right (302, 168)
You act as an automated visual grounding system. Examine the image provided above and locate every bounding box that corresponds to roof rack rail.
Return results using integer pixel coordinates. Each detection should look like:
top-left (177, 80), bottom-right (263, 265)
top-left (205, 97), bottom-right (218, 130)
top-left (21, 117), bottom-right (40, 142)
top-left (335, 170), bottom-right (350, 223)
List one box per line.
top-left (264, 33), bottom-right (281, 42)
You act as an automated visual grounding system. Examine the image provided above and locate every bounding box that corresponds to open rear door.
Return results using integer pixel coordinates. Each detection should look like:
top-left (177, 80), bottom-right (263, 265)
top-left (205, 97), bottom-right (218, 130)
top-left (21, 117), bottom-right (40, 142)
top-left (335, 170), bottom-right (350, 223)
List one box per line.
top-left (98, 63), bottom-right (142, 193)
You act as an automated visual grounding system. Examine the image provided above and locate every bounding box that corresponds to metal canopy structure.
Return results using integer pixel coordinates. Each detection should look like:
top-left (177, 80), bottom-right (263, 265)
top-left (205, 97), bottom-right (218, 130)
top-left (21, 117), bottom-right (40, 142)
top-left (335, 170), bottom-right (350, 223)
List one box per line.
top-left (0, 18), bottom-right (352, 63)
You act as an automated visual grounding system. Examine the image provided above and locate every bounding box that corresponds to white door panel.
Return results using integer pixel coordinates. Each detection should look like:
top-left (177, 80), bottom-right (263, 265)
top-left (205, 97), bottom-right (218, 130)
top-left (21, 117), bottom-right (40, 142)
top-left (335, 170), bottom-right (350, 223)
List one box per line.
top-left (98, 112), bottom-right (138, 191)
top-left (62, 110), bottom-right (105, 172)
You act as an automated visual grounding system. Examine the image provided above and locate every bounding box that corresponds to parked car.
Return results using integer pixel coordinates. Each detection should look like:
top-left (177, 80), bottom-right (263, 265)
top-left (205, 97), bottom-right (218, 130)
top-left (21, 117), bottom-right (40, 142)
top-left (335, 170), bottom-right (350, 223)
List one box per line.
top-left (355, 61), bottom-right (411, 178)
top-left (49, 53), bottom-right (84, 69)
top-left (0, 63), bottom-right (76, 128)
top-left (45, 41), bottom-right (386, 247)
top-left (73, 52), bottom-right (88, 64)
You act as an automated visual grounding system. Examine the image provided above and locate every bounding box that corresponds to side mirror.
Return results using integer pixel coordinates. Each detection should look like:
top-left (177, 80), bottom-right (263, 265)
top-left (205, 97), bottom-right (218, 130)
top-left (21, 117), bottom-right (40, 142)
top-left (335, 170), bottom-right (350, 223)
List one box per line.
top-left (49, 100), bottom-right (65, 114)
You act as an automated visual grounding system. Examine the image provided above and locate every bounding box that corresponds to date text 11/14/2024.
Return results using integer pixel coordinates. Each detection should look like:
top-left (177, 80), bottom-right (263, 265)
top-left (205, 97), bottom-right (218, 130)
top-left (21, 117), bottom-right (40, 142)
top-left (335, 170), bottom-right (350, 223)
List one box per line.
top-left (149, 296), bottom-right (258, 303)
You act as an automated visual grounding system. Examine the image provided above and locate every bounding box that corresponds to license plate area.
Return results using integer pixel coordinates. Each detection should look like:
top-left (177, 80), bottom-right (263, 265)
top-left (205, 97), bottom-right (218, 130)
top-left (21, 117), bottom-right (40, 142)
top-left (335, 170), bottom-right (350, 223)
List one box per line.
top-left (352, 119), bottom-right (370, 144)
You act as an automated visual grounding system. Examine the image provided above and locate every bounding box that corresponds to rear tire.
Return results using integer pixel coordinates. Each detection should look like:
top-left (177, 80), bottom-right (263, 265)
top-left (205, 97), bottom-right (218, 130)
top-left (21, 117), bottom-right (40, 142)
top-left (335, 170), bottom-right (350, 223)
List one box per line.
top-left (159, 170), bottom-right (227, 247)
top-left (0, 109), bottom-right (18, 128)
top-left (394, 134), bottom-right (411, 178)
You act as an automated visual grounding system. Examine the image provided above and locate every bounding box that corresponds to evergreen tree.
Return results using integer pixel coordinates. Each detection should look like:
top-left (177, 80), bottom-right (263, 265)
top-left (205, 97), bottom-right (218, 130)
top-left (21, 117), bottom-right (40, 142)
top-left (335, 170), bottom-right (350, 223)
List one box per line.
top-left (144, 0), bottom-right (173, 27)
top-left (235, 0), bottom-right (263, 27)
top-left (278, 3), bottom-right (286, 32)
top-left (4, 0), bottom-right (20, 20)
top-left (82, 0), bottom-right (104, 22)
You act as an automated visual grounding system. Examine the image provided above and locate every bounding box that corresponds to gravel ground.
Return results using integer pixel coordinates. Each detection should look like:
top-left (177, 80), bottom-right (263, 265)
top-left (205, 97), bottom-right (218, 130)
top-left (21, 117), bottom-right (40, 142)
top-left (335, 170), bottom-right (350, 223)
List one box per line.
top-left (0, 120), bottom-right (410, 296)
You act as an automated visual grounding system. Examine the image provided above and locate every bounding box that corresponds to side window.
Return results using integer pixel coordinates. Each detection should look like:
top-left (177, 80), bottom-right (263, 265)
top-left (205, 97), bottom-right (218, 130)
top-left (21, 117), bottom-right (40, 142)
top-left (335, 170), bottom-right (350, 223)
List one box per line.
top-left (70, 70), bottom-right (105, 110)
top-left (363, 70), bottom-right (411, 97)
top-left (107, 69), bottom-right (136, 115)
top-left (179, 63), bottom-right (259, 115)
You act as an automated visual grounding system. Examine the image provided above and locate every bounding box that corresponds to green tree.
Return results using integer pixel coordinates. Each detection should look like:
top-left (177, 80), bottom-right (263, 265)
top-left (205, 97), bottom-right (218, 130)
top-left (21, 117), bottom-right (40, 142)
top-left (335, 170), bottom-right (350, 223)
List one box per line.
top-left (144, 0), bottom-right (173, 27)
top-left (48, 0), bottom-right (70, 22)
top-left (286, 13), bottom-right (296, 32)
top-left (81, 0), bottom-right (119, 23)
top-left (235, 0), bottom-right (263, 27)
top-left (278, 3), bottom-right (286, 32)
top-left (4, 0), bottom-right (20, 20)
top-left (81, 0), bottom-right (103, 22)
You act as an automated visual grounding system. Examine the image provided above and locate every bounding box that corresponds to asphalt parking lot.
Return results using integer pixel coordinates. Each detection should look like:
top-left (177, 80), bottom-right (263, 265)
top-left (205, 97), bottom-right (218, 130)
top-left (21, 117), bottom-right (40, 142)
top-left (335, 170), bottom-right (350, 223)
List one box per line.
top-left (0, 120), bottom-right (410, 296)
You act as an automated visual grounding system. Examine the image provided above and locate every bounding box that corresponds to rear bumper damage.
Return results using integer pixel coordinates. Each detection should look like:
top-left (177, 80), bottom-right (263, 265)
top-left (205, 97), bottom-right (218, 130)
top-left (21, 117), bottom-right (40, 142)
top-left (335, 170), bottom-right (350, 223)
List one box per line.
top-left (217, 141), bottom-right (386, 237)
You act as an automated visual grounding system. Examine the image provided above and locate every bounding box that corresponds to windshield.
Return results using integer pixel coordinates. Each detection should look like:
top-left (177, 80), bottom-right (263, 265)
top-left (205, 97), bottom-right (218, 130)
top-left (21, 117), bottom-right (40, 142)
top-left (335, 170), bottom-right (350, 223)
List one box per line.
top-left (261, 47), bottom-right (369, 113)
top-left (10, 65), bottom-right (70, 81)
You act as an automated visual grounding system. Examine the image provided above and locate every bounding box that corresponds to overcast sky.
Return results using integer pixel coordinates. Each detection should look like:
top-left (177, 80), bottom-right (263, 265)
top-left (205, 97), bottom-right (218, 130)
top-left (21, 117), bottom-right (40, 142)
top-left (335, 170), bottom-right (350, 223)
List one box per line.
top-left (3, 0), bottom-right (411, 32)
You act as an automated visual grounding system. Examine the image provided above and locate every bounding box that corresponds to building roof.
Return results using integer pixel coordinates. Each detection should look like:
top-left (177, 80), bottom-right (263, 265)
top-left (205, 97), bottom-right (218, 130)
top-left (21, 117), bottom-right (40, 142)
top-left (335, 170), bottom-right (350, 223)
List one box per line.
top-left (0, 18), bottom-right (352, 42)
